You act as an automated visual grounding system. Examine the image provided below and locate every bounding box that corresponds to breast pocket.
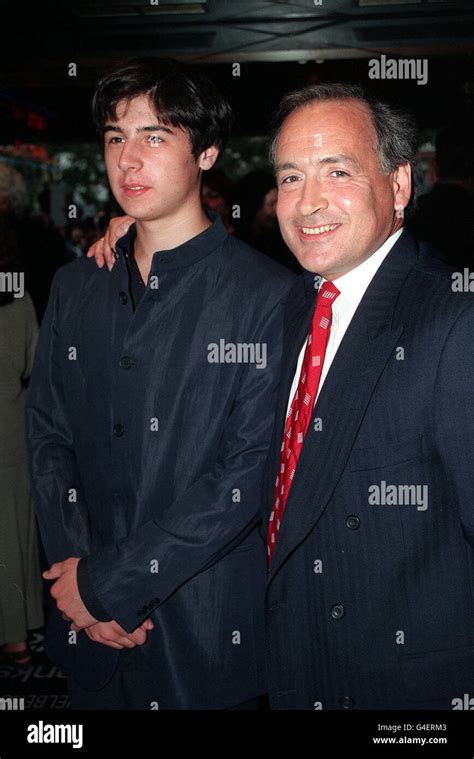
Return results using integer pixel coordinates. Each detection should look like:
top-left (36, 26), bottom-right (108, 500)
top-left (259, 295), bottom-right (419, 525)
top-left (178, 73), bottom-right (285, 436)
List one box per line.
top-left (346, 434), bottom-right (425, 472)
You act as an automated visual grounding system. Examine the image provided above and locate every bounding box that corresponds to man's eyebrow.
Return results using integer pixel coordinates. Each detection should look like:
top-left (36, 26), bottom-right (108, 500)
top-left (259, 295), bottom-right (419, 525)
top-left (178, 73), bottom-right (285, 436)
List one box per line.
top-left (103, 124), bottom-right (175, 135)
top-left (275, 161), bottom-right (299, 172)
top-left (319, 154), bottom-right (358, 166)
top-left (275, 155), bottom-right (358, 172)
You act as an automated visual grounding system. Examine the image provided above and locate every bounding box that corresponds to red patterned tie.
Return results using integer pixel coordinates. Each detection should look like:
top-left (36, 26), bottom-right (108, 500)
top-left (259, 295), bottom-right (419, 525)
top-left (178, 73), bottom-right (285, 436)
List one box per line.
top-left (267, 280), bottom-right (340, 566)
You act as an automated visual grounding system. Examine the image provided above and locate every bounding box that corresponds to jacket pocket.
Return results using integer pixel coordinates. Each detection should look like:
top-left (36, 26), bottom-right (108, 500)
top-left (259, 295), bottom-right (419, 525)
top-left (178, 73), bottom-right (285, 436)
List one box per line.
top-left (401, 644), bottom-right (474, 703)
top-left (347, 435), bottom-right (425, 472)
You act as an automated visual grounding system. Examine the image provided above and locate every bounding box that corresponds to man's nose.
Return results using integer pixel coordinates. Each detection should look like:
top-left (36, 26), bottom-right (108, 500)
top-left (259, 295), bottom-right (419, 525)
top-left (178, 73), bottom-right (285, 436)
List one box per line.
top-left (118, 142), bottom-right (143, 172)
top-left (297, 178), bottom-right (329, 216)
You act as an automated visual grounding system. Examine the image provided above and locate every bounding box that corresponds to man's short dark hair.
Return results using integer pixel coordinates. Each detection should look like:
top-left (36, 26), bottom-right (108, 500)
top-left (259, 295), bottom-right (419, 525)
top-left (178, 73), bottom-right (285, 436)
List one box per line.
top-left (92, 58), bottom-right (233, 157)
top-left (269, 83), bottom-right (418, 176)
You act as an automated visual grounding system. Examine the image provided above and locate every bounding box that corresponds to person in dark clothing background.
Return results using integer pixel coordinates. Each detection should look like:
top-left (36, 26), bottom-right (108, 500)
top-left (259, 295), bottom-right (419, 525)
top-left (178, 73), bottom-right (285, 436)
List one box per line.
top-left (234, 170), bottom-right (301, 273)
top-left (201, 168), bottom-right (236, 235)
top-left (26, 58), bottom-right (294, 710)
top-left (409, 122), bottom-right (474, 269)
top-left (0, 164), bottom-right (69, 324)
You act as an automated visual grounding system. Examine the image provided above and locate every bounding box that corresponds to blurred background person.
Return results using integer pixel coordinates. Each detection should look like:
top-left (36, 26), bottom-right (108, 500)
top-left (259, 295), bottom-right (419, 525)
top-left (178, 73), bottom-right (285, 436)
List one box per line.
top-left (201, 168), bottom-right (236, 234)
top-left (409, 122), bottom-right (474, 269)
top-left (0, 215), bottom-right (44, 667)
top-left (234, 170), bottom-right (300, 273)
top-left (0, 164), bottom-right (69, 324)
top-left (64, 223), bottom-right (88, 260)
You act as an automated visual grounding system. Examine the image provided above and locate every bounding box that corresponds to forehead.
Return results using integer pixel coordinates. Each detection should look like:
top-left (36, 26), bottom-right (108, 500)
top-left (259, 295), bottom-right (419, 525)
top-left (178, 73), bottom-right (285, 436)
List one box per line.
top-left (113, 94), bottom-right (158, 123)
top-left (276, 99), bottom-right (378, 160)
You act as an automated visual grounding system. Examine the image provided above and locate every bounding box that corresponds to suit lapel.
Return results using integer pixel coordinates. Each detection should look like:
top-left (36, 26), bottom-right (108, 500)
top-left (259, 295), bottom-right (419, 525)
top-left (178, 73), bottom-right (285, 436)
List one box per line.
top-left (262, 272), bottom-right (317, 524)
top-left (267, 231), bottom-right (419, 581)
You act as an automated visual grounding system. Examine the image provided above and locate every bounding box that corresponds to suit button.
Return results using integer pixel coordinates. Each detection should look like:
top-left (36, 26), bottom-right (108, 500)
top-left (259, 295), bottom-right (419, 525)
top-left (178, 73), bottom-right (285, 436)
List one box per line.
top-left (331, 604), bottom-right (345, 619)
top-left (113, 423), bottom-right (125, 437)
top-left (346, 515), bottom-right (360, 530)
top-left (339, 696), bottom-right (354, 709)
top-left (119, 356), bottom-right (134, 369)
top-left (119, 291), bottom-right (128, 305)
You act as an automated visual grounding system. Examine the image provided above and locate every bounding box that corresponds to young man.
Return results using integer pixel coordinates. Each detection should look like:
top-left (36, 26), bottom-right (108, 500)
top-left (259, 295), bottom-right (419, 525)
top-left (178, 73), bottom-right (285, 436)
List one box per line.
top-left (26, 58), bottom-right (294, 710)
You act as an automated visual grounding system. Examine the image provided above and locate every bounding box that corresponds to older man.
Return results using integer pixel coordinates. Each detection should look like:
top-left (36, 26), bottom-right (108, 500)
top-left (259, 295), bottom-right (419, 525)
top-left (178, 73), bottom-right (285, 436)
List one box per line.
top-left (263, 83), bottom-right (474, 710)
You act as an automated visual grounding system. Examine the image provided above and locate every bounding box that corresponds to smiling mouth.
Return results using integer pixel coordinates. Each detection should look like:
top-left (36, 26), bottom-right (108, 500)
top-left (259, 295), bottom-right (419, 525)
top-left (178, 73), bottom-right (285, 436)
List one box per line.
top-left (299, 223), bottom-right (340, 236)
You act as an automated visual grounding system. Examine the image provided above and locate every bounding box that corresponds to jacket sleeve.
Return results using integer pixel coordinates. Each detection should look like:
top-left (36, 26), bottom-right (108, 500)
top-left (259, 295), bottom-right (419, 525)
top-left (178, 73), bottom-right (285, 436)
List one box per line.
top-left (25, 270), bottom-right (109, 620)
top-left (433, 303), bottom-right (474, 547)
top-left (77, 296), bottom-right (286, 632)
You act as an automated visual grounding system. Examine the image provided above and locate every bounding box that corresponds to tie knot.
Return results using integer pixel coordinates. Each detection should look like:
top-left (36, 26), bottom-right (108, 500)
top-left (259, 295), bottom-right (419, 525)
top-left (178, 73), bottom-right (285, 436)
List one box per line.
top-left (318, 280), bottom-right (340, 305)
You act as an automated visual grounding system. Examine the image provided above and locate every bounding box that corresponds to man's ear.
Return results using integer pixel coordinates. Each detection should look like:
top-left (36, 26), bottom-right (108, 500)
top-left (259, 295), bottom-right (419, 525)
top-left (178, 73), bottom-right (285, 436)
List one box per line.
top-left (392, 162), bottom-right (412, 212)
top-left (198, 144), bottom-right (220, 171)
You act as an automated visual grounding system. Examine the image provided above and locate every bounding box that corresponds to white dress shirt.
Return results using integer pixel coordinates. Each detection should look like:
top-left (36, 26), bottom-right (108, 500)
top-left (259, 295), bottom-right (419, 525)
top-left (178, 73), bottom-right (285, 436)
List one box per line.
top-left (285, 228), bottom-right (404, 418)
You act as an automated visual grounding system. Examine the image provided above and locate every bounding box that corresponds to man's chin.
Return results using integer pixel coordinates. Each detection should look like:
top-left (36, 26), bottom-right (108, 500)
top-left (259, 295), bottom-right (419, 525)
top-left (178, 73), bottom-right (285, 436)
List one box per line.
top-left (119, 208), bottom-right (157, 223)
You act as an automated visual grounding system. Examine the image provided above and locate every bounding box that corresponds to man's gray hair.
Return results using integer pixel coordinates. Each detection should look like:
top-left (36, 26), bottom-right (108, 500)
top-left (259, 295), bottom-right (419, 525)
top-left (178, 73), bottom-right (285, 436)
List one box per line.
top-left (269, 83), bottom-right (418, 176)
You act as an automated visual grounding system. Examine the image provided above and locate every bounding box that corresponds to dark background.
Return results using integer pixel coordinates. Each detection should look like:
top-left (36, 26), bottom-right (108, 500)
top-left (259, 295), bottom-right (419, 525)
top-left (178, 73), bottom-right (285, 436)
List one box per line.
top-left (0, 0), bottom-right (473, 712)
top-left (1, 0), bottom-right (473, 149)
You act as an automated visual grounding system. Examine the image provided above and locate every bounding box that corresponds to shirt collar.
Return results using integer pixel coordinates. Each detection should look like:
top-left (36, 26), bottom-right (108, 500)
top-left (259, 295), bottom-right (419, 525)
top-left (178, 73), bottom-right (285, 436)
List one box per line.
top-left (303, 227), bottom-right (404, 303)
top-left (114, 210), bottom-right (228, 272)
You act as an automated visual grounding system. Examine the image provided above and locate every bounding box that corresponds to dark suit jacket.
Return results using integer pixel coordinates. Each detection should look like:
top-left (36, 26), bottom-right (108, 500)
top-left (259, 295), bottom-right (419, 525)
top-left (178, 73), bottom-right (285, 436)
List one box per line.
top-left (263, 230), bottom-right (474, 709)
top-left (26, 216), bottom-right (295, 708)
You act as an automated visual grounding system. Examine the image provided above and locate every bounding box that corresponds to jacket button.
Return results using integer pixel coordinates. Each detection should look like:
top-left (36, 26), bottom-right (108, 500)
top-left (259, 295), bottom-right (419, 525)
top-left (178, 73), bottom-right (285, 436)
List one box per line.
top-left (119, 356), bottom-right (134, 369)
top-left (339, 696), bottom-right (354, 709)
top-left (119, 291), bottom-right (128, 305)
top-left (346, 515), bottom-right (360, 530)
top-left (331, 604), bottom-right (345, 619)
top-left (113, 423), bottom-right (125, 437)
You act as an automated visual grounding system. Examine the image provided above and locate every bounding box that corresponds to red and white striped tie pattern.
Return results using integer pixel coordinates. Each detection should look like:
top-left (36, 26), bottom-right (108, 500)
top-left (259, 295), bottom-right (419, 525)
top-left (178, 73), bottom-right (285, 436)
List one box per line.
top-left (267, 280), bottom-right (340, 566)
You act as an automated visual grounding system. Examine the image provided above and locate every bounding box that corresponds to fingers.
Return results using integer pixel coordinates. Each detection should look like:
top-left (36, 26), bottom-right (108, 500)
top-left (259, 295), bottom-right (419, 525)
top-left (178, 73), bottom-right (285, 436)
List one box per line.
top-left (108, 620), bottom-right (146, 647)
top-left (86, 239), bottom-right (106, 269)
top-left (86, 215), bottom-right (134, 271)
top-left (85, 627), bottom-right (123, 649)
top-left (43, 562), bottom-right (62, 580)
top-left (103, 215), bottom-right (133, 270)
top-left (86, 624), bottom-right (132, 648)
top-left (84, 620), bottom-right (153, 650)
top-left (102, 232), bottom-right (116, 271)
top-left (129, 628), bottom-right (147, 646)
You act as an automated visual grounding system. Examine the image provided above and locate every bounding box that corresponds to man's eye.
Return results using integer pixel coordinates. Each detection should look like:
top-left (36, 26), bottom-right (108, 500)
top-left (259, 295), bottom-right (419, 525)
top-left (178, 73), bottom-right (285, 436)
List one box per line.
top-left (330, 170), bottom-right (349, 177)
top-left (148, 135), bottom-right (163, 146)
top-left (281, 175), bottom-right (300, 184)
top-left (107, 136), bottom-right (123, 144)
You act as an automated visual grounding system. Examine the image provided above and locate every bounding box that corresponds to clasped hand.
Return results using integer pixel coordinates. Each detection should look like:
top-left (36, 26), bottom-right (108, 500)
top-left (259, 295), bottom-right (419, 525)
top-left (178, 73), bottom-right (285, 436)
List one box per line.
top-left (43, 557), bottom-right (154, 649)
